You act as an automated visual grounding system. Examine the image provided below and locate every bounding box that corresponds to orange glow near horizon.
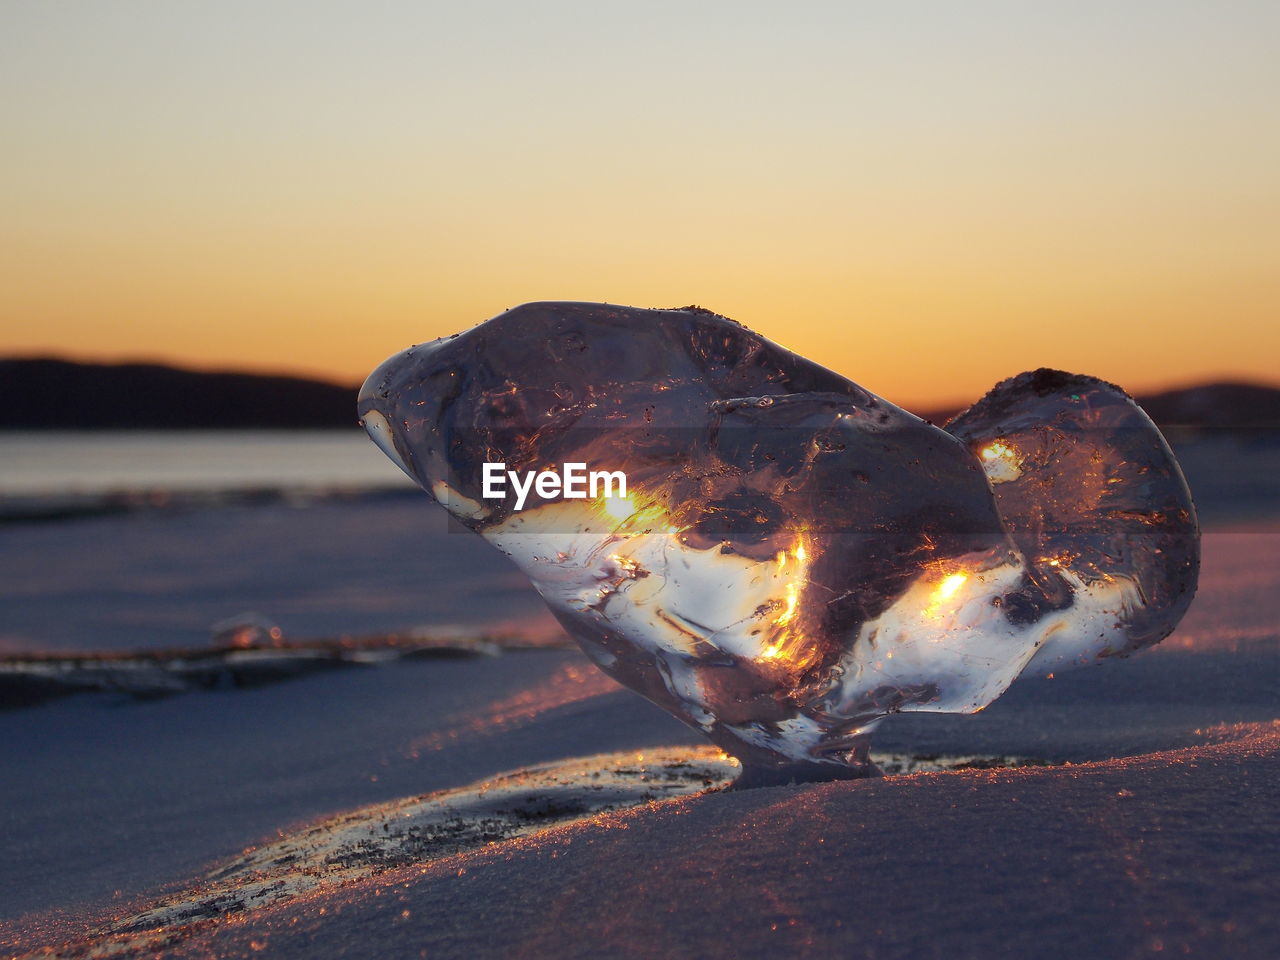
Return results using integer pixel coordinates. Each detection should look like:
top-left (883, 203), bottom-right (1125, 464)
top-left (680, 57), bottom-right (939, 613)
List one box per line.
top-left (2, 3), bottom-right (1277, 411)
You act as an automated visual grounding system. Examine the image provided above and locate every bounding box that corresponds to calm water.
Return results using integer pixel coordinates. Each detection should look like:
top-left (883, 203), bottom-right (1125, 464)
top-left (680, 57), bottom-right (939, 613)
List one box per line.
top-left (0, 430), bottom-right (415, 496)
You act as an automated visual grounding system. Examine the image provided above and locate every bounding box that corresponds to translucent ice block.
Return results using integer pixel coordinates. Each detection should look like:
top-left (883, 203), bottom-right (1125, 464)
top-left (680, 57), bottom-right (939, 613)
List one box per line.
top-left (359, 303), bottom-right (1199, 783)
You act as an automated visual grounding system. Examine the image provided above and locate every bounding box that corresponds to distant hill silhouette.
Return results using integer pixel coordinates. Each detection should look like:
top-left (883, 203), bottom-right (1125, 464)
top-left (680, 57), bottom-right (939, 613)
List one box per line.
top-left (1, 358), bottom-right (1277, 431)
top-left (0, 359), bottom-right (357, 429)
top-left (1131, 382), bottom-right (1280, 429)
top-left (920, 379), bottom-right (1280, 431)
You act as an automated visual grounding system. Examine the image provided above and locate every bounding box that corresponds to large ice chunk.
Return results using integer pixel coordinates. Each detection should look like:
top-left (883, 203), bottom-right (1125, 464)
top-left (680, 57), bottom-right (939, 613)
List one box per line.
top-left (359, 303), bottom-right (1199, 783)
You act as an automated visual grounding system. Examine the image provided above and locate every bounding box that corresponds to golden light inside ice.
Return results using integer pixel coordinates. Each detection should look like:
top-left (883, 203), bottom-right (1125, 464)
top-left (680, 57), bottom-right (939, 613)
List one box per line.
top-left (978, 440), bottom-right (1023, 484)
top-left (593, 488), bottom-right (679, 535)
top-left (762, 533), bottom-right (813, 663)
top-left (925, 572), bottom-right (970, 620)
top-left (937, 572), bottom-right (968, 601)
top-left (603, 495), bottom-right (638, 522)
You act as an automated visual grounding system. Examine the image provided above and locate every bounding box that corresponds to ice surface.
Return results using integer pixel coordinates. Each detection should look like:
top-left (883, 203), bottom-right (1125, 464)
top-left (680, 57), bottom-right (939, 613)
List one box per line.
top-left (358, 302), bottom-right (1199, 781)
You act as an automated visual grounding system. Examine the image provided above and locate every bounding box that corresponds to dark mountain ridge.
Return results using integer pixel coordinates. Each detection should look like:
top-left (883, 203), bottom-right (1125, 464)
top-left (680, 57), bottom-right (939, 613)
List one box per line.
top-left (920, 381), bottom-right (1280, 431)
top-left (1, 357), bottom-right (1277, 431)
top-left (0, 358), bottom-right (357, 429)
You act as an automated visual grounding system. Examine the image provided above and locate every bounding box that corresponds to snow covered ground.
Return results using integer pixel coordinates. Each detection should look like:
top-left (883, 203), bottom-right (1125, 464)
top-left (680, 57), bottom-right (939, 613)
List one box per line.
top-left (0, 435), bottom-right (1276, 958)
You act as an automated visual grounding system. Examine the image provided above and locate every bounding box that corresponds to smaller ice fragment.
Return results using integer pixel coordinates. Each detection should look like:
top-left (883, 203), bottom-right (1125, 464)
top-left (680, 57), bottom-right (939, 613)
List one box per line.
top-left (946, 369), bottom-right (1199, 669)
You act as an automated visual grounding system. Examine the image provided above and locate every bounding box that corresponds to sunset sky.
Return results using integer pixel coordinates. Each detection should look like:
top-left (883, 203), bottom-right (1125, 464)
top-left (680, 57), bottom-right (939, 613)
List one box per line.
top-left (2, 1), bottom-right (1276, 410)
